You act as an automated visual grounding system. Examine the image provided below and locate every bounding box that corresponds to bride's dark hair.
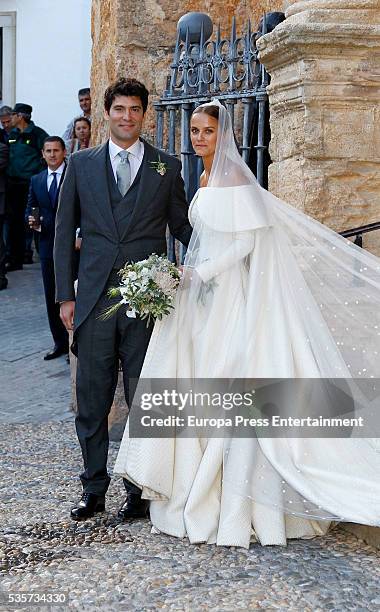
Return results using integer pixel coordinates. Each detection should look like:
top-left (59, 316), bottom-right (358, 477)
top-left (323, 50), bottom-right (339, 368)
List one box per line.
top-left (192, 103), bottom-right (219, 120)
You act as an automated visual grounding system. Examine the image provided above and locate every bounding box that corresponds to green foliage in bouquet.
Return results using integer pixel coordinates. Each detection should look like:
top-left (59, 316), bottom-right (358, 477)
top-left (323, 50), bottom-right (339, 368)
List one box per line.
top-left (100, 254), bottom-right (181, 327)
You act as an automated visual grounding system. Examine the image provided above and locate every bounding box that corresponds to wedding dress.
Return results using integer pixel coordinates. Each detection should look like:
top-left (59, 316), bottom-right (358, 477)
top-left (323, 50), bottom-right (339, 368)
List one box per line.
top-left (114, 101), bottom-right (380, 548)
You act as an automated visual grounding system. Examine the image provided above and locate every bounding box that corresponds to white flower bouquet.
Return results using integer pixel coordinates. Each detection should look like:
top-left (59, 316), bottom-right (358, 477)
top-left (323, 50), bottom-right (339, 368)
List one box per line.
top-left (101, 254), bottom-right (181, 326)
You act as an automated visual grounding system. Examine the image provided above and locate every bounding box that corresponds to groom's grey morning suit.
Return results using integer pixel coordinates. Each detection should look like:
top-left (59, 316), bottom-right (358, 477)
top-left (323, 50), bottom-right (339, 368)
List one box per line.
top-left (54, 138), bottom-right (192, 496)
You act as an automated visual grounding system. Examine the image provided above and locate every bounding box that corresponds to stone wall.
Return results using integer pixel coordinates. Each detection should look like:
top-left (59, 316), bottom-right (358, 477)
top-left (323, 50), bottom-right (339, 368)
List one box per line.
top-left (91, 0), bottom-right (283, 145)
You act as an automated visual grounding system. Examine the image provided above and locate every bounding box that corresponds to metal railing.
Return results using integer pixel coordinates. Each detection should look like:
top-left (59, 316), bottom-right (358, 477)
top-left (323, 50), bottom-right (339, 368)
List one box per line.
top-left (340, 221), bottom-right (380, 248)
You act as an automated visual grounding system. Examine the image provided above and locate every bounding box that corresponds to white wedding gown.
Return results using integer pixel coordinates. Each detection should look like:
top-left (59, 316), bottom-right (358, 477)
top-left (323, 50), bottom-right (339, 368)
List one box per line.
top-left (114, 188), bottom-right (380, 548)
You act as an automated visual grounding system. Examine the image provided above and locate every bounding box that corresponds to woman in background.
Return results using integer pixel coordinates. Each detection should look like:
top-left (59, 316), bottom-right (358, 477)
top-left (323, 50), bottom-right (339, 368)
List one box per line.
top-left (65, 116), bottom-right (91, 158)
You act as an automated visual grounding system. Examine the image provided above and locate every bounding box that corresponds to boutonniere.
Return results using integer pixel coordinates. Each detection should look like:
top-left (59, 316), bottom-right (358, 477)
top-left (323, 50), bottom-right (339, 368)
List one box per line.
top-left (149, 155), bottom-right (168, 176)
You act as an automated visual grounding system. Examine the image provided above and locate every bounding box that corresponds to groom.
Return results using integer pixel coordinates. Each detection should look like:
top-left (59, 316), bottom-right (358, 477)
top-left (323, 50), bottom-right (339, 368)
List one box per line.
top-left (54, 78), bottom-right (192, 520)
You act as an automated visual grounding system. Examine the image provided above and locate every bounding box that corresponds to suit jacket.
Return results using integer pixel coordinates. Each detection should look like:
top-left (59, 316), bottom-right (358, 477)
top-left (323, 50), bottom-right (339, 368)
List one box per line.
top-left (0, 143), bottom-right (9, 215)
top-left (54, 139), bottom-right (192, 331)
top-left (26, 165), bottom-right (66, 259)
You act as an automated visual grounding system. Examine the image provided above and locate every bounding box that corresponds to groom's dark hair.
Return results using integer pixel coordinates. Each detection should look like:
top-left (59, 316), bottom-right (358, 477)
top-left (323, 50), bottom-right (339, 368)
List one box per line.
top-left (104, 78), bottom-right (149, 114)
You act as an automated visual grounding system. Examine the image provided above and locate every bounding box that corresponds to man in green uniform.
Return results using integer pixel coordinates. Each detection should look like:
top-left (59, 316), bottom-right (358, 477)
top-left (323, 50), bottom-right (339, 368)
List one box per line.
top-left (7, 103), bottom-right (48, 270)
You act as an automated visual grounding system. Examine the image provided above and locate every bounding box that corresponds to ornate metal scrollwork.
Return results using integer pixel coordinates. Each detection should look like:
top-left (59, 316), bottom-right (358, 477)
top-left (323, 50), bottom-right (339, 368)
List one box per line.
top-left (166, 16), bottom-right (266, 100)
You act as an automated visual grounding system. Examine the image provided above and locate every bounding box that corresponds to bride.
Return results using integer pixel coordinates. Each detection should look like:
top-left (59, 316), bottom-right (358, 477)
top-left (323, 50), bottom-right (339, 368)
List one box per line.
top-left (114, 100), bottom-right (380, 548)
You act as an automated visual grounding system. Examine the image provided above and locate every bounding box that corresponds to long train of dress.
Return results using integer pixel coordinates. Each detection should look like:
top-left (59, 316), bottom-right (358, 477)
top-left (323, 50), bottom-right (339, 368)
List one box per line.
top-left (114, 188), bottom-right (380, 548)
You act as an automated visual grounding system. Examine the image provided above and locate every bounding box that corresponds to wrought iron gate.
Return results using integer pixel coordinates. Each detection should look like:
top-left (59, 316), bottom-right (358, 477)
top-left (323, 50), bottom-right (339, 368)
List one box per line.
top-left (154, 12), bottom-right (280, 261)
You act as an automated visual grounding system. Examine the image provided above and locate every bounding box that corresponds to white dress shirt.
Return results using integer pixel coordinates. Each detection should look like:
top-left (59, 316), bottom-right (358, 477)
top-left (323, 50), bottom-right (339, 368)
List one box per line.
top-left (47, 162), bottom-right (65, 190)
top-left (108, 138), bottom-right (144, 187)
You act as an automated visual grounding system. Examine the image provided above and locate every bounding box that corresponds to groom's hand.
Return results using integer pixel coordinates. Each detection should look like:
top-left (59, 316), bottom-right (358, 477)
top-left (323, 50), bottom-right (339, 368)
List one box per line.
top-left (60, 300), bottom-right (75, 331)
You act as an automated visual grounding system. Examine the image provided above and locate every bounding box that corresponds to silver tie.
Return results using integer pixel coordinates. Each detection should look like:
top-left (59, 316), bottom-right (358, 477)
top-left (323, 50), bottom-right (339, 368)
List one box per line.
top-left (116, 150), bottom-right (131, 197)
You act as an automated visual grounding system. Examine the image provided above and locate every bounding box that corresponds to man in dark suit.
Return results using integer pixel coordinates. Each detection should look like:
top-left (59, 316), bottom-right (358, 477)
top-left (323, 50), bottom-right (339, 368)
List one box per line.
top-left (0, 142), bottom-right (9, 290)
top-left (54, 78), bottom-right (192, 521)
top-left (26, 137), bottom-right (69, 359)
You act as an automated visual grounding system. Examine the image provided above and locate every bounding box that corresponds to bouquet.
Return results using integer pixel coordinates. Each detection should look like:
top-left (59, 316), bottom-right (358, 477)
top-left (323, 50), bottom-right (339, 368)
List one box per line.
top-left (101, 254), bottom-right (181, 326)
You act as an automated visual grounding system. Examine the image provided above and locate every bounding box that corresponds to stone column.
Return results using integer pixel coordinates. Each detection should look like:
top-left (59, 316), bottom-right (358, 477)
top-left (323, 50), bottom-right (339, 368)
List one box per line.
top-left (257, 0), bottom-right (380, 251)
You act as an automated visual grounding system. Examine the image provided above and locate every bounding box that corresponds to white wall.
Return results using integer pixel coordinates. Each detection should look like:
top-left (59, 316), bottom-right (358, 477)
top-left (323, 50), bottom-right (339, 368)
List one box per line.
top-left (0, 0), bottom-right (92, 135)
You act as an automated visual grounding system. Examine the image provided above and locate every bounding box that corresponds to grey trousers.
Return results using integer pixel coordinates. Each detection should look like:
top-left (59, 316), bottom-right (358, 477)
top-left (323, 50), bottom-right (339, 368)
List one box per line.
top-left (75, 276), bottom-right (153, 495)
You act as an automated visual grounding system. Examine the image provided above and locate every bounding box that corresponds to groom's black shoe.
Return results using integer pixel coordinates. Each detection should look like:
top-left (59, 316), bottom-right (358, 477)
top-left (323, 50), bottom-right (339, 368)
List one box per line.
top-left (70, 493), bottom-right (105, 520)
top-left (118, 494), bottom-right (149, 520)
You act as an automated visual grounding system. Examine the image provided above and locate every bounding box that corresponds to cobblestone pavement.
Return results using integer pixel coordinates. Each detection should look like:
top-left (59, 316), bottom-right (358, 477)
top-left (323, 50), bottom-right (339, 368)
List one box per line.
top-left (0, 266), bottom-right (379, 610)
